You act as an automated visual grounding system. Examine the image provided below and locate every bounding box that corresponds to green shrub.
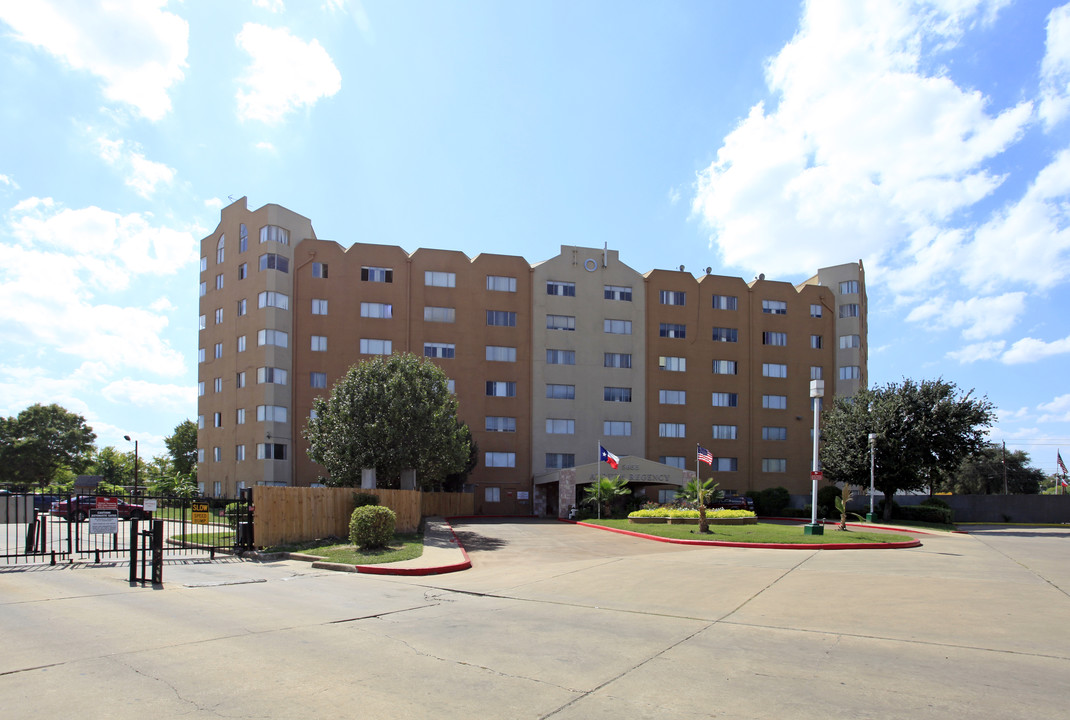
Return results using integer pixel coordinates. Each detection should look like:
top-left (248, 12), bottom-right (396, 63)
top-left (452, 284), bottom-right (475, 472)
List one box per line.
top-left (920, 496), bottom-right (951, 509)
top-left (223, 501), bottom-right (246, 529)
top-left (352, 492), bottom-right (380, 508)
top-left (752, 487), bottom-right (791, 516)
top-left (778, 506), bottom-right (811, 519)
top-left (627, 508), bottom-right (756, 519)
top-left (897, 504), bottom-right (953, 525)
top-left (349, 505), bottom-right (397, 549)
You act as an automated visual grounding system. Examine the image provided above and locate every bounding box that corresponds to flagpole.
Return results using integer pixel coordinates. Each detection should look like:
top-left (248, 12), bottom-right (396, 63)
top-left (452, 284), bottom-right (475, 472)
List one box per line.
top-left (597, 440), bottom-right (601, 520)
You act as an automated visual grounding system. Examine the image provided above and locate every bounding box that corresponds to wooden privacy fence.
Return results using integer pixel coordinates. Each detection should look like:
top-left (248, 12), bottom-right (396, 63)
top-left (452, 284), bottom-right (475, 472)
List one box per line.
top-left (252, 487), bottom-right (474, 548)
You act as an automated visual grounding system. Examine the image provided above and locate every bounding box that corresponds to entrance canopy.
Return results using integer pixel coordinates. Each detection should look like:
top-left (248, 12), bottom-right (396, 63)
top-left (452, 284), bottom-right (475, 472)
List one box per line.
top-left (534, 456), bottom-right (695, 489)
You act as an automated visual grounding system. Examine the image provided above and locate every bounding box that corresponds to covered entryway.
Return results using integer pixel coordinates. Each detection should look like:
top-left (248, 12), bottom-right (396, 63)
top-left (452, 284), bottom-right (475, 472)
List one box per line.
top-left (533, 456), bottom-right (695, 518)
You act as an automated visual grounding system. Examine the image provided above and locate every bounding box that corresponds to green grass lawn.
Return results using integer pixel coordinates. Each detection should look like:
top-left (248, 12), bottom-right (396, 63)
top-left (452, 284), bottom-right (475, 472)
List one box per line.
top-left (582, 518), bottom-right (916, 544)
top-left (264, 533), bottom-right (425, 565)
top-left (173, 532), bottom-right (235, 544)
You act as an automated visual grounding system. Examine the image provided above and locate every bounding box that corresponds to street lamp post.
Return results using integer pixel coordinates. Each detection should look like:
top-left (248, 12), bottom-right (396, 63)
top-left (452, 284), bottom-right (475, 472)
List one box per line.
top-left (805, 380), bottom-right (824, 536)
top-left (124, 435), bottom-right (139, 498)
top-left (867, 433), bottom-right (877, 522)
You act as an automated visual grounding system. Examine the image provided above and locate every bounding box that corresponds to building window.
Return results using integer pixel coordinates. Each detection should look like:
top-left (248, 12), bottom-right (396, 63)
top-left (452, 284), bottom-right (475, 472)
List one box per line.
top-left (762, 300), bottom-right (787, 315)
top-left (238, 262), bottom-right (248, 280)
top-left (361, 302), bottom-right (393, 319)
top-left (237, 298), bottom-right (247, 316)
top-left (810, 366), bottom-right (823, 380)
top-left (259, 253), bottom-right (289, 272)
top-left (214, 342), bottom-right (223, 359)
top-left (712, 327), bottom-right (738, 342)
top-left (197, 448), bottom-right (204, 463)
top-left (198, 381), bottom-right (205, 397)
top-left (604, 352), bottom-right (631, 368)
top-left (839, 334), bottom-right (861, 349)
top-left (257, 405), bottom-right (288, 423)
top-left (486, 381), bottom-right (517, 397)
top-left (260, 225), bottom-right (289, 245)
top-left (216, 235), bottom-right (225, 264)
top-left (236, 444), bottom-right (245, 462)
top-left (659, 389), bottom-right (686, 405)
top-left (237, 335), bottom-right (246, 352)
top-left (659, 356), bottom-right (686, 372)
top-left (257, 329), bottom-right (288, 347)
top-left (712, 360), bottom-right (737, 375)
top-left (312, 262), bottom-right (328, 278)
top-left (310, 372), bottom-right (327, 388)
top-left (199, 281), bottom-right (207, 297)
top-left (840, 365), bottom-right (862, 380)
top-left (447, 379), bottom-right (456, 393)
top-left (215, 273), bottom-right (224, 290)
top-left (712, 424), bottom-right (737, 440)
top-left (840, 303), bottom-right (860, 318)
top-left (604, 421), bottom-right (632, 436)
top-left (237, 408), bottom-right (246, 425)
top-left (198, 347), bottom-right (205, 364)
top-left (659, 323), bottom-right (686, 338)
top-left (424, 342), bottom-right (456, 359)
top-left (425, 271), bottom-right (456, 287)
top-left (712, 295), bottom-right (738, 310)
top-left (763, 363), bottom-right (787, 378)
top-left (546, 349), bottom-right (575, 365)
top-left (763, 426), bottom-right (787, 441)
top-left (660, 457), bottom-right (686, 470)
top-left (258, 291), bottom-right (289, 310)
top-left (359, 338), bottom-right (391, 355)
top-left (214, 308), bottom-right (223, 324)
top-left (604, 285), bottom-right (632, 301)
top-left (485, 487), bottom-right (501, 502)
top-left (361, 266), bottom-right (393, 283)
top-left (763, 331), bottom-right (787, 346)
top-left (762, 458), bottom-right (787, 473)
top-left (546, 384), bottom-right (575, 399)
top-left (486, 310), bottom-right (517, 327)
top-left (659, 423), bottom-right (686, 438)
top-left (839, 280), bottom-right (859, 294)
top-left (604, 318), bottom-right (632, 334)
top-left (546, 418), bottom-right (575, 434)
top-left (213, 377), bottom-right (222, 393)
top-left (200, 256), bottom-right (207, 273)
top-left (486, 275), bottom-right (516, 292)
top-left (712, 457), bottom-right (738, 472)
top-left (547, 314), bottom-right (575, 331)
top-left (810, 335), bottom-right (822, 349)
top-left (312, 299), bottom-right (328, 315)
top-left (485, 453), bottom-right (516, 468)
top-left (660, 290), bottom-right (686, 305)
top-left (712, 392), bottom-right (738, 407)
top-left (213, 447), bottom-right (221, 463)
top-left (603, 387), bottom-right (632, 402)
top-left (256, 443), bottom-right (287, 460)
top-left (424, 306), bottom-right (455, 323)
top-left (545, 453), bottom-right (575, 469)
top-left (810, 304), bottom-right (822, 318)
top-left (485, 416), bottom-right (516, 432)
top-left (486, 346), bottom-right (516, 362)
top-left (236, 371), bottom-right (246, 388)
top-left (763, 394), bottom-right (788, 409)
top-left (257, 367), bottom-right (288, 385)
top-left (213, 412), bottom-right (222, 428)
top-left (199, 314), bottom-right (206, 331)
top-left (546, 280), bottom-right (575, 297)
top-left (311, 335), bottom-right (328, 351)
top-left (239, 223), bottom-right (248, 253)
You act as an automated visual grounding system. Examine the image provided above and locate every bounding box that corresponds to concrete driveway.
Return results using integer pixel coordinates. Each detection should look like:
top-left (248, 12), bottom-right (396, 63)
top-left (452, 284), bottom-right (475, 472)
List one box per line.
top-left (1, 519), bottom-right (1068, 719)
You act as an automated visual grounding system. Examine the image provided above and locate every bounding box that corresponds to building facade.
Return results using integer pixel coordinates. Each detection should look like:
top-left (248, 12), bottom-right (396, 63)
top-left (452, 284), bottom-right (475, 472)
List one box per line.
top-left (197, 199), bottom-right (867, 513)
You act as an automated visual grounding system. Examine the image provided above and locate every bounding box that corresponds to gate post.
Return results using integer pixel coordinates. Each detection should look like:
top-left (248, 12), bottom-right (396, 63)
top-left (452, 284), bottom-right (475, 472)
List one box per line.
top-left (151, 519), bottom-right (164, 585)
top-left (129, 517), bottom-right (139, 583)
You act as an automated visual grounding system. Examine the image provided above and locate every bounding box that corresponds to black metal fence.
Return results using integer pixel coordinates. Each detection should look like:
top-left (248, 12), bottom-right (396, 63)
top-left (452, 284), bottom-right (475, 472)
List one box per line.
top-left (1, 490), bottom-right (253, 567)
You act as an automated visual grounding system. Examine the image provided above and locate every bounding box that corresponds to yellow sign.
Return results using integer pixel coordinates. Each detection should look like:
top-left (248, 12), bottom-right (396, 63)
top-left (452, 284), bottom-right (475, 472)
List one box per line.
top-left (192, 501), bottom-right (210, 525)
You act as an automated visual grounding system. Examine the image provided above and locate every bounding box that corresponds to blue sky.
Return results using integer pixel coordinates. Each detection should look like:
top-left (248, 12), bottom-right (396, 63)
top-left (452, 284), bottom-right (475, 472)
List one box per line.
top-left (1, 0), bottom-right (1068, 475)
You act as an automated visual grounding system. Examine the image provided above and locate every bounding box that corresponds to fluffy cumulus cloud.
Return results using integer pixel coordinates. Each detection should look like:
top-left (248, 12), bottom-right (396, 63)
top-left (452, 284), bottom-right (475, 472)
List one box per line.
top-left (0, 0), bottom-right (188, 121)
top-left (95, 134), bottom-right (175, 199)
top-left (1040, 3), bottom-right (1070, 128)
top-left (1037, 393), bottom-right (1070, 422)
top-left (905, 292), bottom-right (1027, 340)
top-left (101, 379), bottom-right (195, 410)
top-left (1000, 333), bottom-right (1070, 365)
top-left (235, 23), bottom-right (342, 124)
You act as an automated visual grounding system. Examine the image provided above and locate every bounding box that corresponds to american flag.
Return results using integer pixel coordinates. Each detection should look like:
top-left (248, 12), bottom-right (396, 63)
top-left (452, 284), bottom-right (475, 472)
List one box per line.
top-left (697, 445), bottom-right (713, 465)
top-left (1058, 450), bottom-right (1068, 475)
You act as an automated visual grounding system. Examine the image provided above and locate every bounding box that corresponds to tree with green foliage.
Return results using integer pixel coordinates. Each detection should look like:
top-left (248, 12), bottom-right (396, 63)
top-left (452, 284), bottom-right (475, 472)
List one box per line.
top-left (676, 478), bottom-right (722, 533)
top-left (582, 476), bottom-right (630, 518)
top-left (90, 446), bottom-right (135, 487)
top-left (305, 353), bottom-right (472, 489)
top-left (164, 419), bottom-right (199, 479)
top-left (820, 378), bottom-right (995, 520)
top-left (0, 403), bottom-right (96, 487)
top-left (940, 444), bottom-right (1044, 495)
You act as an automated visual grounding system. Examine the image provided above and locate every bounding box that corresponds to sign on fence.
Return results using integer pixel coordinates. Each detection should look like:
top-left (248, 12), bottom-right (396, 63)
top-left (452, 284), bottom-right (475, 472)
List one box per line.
top-left (89, 497), bottom-right (119, 534)
top-left (191, 501), bottom-right (209, 525)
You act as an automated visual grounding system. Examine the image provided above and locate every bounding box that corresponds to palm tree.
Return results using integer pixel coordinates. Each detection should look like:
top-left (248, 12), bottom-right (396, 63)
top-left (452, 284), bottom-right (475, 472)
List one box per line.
top-left (582, 476), bottom-right (630, 518)
top-left (676, 478), bottom-right (722, 533)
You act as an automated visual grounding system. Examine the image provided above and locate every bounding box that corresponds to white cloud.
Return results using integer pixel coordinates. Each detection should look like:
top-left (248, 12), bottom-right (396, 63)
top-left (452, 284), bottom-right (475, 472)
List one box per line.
top-left (0, 362), bottom-right (108, 418)
top-left (255, 141), bottom-right (277, 153)
top-left (1040, 3), bottom-right (1070, 128)
top-left (0, 0), bottom-right (188, 121)
top-left (235, 23), bottom-right (342, 124)
top-left (95, 135), bottom-right (176, 198)
top-left (0, 173), bottom-right (18, 189)
top-left (101, 379), bottom-right (195, 410)
top-left (1000, 333), bottom-right (1070, 364)
top-left (253, 0), bottom-right (286, 11)
top-left (203, 197), bottom-right (224, 209)
top-left (1037, 393), bottom-right (1070, 422)
top-left (946, 340), bottom-right (1005, 363)
top-left (906, 291), bottom-right (1026, 339)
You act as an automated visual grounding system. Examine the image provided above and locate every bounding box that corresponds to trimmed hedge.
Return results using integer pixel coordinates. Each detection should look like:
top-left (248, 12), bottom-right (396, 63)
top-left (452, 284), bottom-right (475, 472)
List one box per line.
top-left (628, 508), bottom-right (756, 519)
top-left (897, 504), bottom-right (953, 524)
top-left (349, 505), bottom-right (397, 549)
top-left (751, 486), bottom-right (791, 516)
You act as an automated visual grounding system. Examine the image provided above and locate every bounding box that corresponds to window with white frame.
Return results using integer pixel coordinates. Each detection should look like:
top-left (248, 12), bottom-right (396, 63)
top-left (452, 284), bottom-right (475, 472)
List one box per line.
top-left (236, 444), bottom-right (245, 462)
top-left (257, 329), bottom-right (287, 347)
top-left (257, 443), bottom-right (287, 460)
top-left (763, 363), bottom-right (787, 378)
top-left (257, 405), bottom-right (288, 423)
top-left (660, 290), bottom-right (686, 305)
top-left (486, 381), bottom-right (516, 397)
top-left (712, 457), bottom-right (738, 472)
top-left (712, 424), bottom-right (737, 440)
top-left (236, 408), bottom-right (245, 425)
top-left (839, 280), bottom-right (859, 294)
top-left (604, 352), bottom-right (631, 368)
top-left (213, 377), bottom-right (222, 393)
top-left (197, 448), bottom-right (204, 463)
top-left (485, 345), bottom-right (516, 362)
top-left (659, 323), bottom-right (686, 338)
top-left (713, 360), bottom-right (737, 375)
top-left (604, 386), bottom-right (632, 402)
top-left (214, 308), bottom-right (223, 324)
top-left (546, 384), bottom-right (575, 399)
top-left (359, 338), bottom-right (391, 355)
top-left (659, 389), bottom-right (686, 405)
top-left (214, 412), bottom-right (222, 428)
top-left (312, 262), bottom-right (328, 278)
top-left (762, 300), bottom-right (787, 315)
top-left (659, 356), bottom-right (686, 372)
top-left (361, 266), bottom-right (392, 282)
top-left (237, 298), bottom-right (247, 316)
top-left (257, 367), bottom-right (287, 385)
top-left (545, 453), bottom-right (575, 469)
top-left (840, 303), bottom-right (860, 318)
top-left (197, 414), bottom-right (204, 429)
top-left (485, 453), bottom-right (515, 468)
top-left (603, 318), bottom-right (632, 334)
top-left (311, 299), bottom-right (328, 315)
top-left (238, 262), bottom-right (247, 280)
top-left (237, 335), bottom-right (246, 352)
top-left (215, 273), bottom-right (224, 290)
top-left (199, 314), bottom-right (206, 330)
top-left (810, 366), bottom-right (823, 380)
top-left (486, 310), bottom-right (517, 327)
top-left (485, 416), bottom-right (516, 432)
top-left (604, 285), bottom-right (632, 301)
top-left (258, 291), bottom-right (289, 310)
top-left (810, 304), bottom-right (823, 317)
top-left (712, 327), bottom-right (738, 342)
top-left (546, 314), bottom-right (575, 331)
top-left (762, 426), bottom-right (787, 441)
top-left (362, 302), bottom-right (393, 319)
top-left (424, 306), bottom-right (455, 323)
top-left (198, 381), bottom-right (205, 397)
top-left (762, 331), bottom-right (787, 346)
top-left (214, 342), bottom-right (223, 359)
top-left (199, 281), bottom-right (207, 297)
top-left (485, 487), bottom-right (502, 502)
top-left (712, 392), bottom-right (738, 407)
top-left (259, 225), bottom-right (289, 245)
top-left (425, 271), bottom-right (456, 287)
top-left (762, 458), bottom-right (787, 473)
top-left (810, 335), bottom-right (822, 349)
top-left (659, 423), bottom-right (686, 438)
top-left (546, 349), bottom-right (575, 365)
top-left (424, 342), bottom-right (455, 359)
top-left (311, 335), bottom-right (327, 351)
top-left (198, 347), bottom-right (205, 364)
top-left (546, 418), bottom-right (575, 434)
top-left (659, 457), bottom-right (686, 470)
top-left (839, 334), bottom-right (861, 349)
top-left (763, 394), bottom-right (788, 409)
top-left (200, 256), bottom-right (207, 273)
top-left (712, 294), bottom-right (738, 310)
top-left (604, 420), bottom-right (632, 436)
top-left (310, 372), bottom-right (327, 388)
top-left (546, 280), bottom-right (575, 296)
top-left (239, 223), bottom-right (248, 252)
top-left (486, 275), bottom-right (516, 292)
top-left (839, 365), bottom-right (862, 380)
top-left (213, 448), bottom-right (221, 463)
top-left (216, 236), bottom-right (225, 264)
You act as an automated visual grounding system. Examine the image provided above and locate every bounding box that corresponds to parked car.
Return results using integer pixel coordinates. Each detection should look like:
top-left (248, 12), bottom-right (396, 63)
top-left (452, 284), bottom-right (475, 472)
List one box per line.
top-left (708, 495), bottom-right (755, 512)
top-left (33, 494), bottom-right (63, 512)
top-left (50, 496), bottom-right (151, 522)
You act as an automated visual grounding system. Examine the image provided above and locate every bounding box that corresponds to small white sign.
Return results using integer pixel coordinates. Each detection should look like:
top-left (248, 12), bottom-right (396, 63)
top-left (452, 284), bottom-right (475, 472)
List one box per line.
top-left (143, 499), bottom-right (157, 512)
top-left (517, 491), bottom-right (530, 500)
top-left (89, 509), bottom-right (119, 535)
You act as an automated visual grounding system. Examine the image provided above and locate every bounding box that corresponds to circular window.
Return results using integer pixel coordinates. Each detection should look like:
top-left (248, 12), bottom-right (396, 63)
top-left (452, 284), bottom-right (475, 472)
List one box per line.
top-left (584, 258), bottom-right (597, 272)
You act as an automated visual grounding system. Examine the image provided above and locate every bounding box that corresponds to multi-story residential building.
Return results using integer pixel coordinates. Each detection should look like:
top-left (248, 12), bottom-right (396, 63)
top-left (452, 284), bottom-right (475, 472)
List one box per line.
top-left (197, 198), bottom-right (867, 515)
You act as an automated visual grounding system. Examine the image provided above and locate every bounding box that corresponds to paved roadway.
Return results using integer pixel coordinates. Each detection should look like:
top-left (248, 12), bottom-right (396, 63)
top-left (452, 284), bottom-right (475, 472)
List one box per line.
top-left (1, 519), bottom-right (1068, 719)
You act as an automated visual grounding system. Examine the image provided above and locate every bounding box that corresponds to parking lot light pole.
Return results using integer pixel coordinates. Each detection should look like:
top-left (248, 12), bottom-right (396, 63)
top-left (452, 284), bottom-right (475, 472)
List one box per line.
top-left (804, 380), bottom-right (824, 536)
top-left (867, 433), bottom-right (877, 522)
top-left (124, 435), bottom-right (139, 499)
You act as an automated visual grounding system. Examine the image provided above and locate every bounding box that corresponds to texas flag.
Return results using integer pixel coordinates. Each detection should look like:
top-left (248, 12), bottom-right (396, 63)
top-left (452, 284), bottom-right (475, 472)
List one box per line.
top-left (599, 445), bottom-right (619, 469)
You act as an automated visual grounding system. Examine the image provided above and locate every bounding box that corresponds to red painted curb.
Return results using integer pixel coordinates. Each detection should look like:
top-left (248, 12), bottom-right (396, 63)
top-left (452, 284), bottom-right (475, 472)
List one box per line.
top-left (352, 518), bottom-right (472, 576)
top-left (568, 520), bottom-right (922, 550)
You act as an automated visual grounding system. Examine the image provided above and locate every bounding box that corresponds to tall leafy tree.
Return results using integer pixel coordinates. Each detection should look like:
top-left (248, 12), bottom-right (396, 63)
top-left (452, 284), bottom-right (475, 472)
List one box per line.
top-left (0, 403), bottom-right (96, 487)
top-left (90, 446), bottom-right (135, 487)
top-left (305, 353), bottom-right (472, 489)
top-left (941, 444), bottom-right (1044, 495)
top-left (820, 378), bottom-right (995, 519)
top-left (164, 419), bottom-right (199, 478)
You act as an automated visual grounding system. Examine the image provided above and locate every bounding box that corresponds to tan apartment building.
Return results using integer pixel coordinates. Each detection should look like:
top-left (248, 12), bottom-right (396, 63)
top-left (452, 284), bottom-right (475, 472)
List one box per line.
top-left (197, 198), bottom-right (866, 513)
